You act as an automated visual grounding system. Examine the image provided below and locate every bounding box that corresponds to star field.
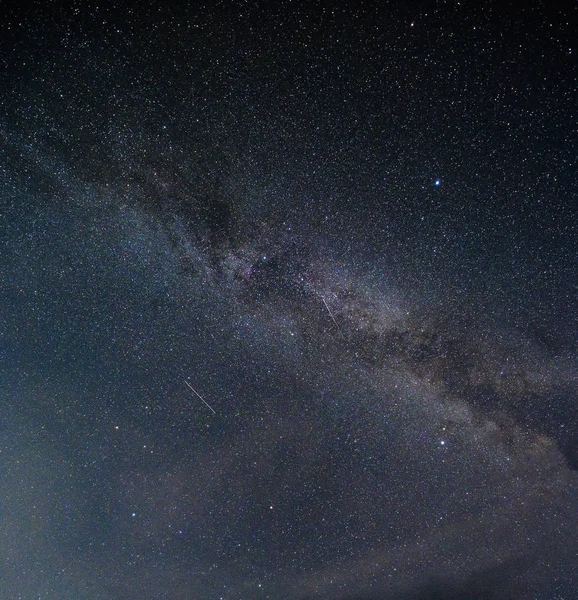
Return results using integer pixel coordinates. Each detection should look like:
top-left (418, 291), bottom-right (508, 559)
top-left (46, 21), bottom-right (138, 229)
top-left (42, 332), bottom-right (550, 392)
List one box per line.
top-left (1, 1), bottom-right (577, 599)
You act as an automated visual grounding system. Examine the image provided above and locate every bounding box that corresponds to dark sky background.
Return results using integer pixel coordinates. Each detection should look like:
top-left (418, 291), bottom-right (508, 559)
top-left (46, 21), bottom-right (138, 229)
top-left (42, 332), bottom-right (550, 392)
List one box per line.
top-left (1, 1), bottom-right (577, 599)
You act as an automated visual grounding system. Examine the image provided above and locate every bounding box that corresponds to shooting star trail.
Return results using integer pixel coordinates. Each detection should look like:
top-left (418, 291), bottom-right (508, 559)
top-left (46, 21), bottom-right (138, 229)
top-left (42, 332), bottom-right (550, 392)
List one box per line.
top-left (321, 296), bottom-right (343, 335)
top-left (185, 380), bottom-right (216, 414)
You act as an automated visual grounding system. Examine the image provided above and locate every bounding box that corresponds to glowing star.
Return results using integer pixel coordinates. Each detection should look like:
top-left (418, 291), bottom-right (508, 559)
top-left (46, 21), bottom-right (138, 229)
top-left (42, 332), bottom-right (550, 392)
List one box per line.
top-left (434, 180), bottom-right (440, 186)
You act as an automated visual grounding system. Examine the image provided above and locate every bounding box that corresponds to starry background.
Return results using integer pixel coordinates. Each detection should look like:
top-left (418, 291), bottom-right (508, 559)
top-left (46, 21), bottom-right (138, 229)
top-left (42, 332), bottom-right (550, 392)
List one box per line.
top-left (1, 1), bottom-right (577, 599)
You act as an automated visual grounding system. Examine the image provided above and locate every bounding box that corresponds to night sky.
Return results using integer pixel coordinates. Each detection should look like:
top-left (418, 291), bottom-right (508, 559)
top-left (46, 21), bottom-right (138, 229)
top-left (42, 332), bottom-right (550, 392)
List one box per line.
top-left (1, 1), bottom-right (577, 599)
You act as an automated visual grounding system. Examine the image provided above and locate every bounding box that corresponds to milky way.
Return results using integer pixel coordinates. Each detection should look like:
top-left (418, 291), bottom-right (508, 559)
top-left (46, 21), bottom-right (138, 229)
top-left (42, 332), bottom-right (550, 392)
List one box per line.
top-left (2, 2), bottom-right (577, 599)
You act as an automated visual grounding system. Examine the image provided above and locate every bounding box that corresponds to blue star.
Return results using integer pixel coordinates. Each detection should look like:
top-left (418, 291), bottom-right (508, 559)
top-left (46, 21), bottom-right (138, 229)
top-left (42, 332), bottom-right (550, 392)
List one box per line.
top-left (434, 179), bottom-right (440, 186)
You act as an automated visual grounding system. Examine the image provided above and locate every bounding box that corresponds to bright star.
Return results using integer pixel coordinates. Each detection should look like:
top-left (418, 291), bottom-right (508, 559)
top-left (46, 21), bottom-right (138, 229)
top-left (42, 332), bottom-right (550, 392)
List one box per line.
top-left (435, 180), bottom-right (440, 186)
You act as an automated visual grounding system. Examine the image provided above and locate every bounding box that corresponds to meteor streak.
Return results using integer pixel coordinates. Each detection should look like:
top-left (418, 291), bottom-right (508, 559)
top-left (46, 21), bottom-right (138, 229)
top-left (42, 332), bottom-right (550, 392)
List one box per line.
top-left (185, 380), bottom-right (216, 414)
top-left (321, 296), bottom-right (342, 335)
